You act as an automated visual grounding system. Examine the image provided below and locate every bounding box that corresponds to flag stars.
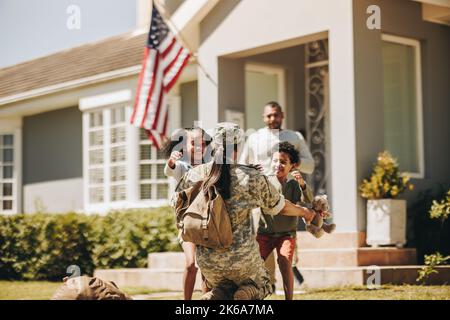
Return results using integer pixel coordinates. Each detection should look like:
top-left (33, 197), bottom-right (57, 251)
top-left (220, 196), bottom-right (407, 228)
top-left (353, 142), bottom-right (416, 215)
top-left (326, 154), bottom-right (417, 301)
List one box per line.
top-left (147, 7), bottom-right (169, 49)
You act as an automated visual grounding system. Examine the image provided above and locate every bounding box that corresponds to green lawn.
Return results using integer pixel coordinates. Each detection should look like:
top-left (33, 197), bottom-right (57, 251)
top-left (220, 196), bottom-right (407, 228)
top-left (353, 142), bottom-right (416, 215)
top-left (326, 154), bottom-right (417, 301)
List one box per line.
top-left (273, 285), bottom-right (450, 300)
top-left (135, 285), bottom-right (450, 300)
top-left (1, 281), bottom-right (449, 300)
top-left (0, 281), bottom-right (167, 300)
top-left (0, 281), bottom-right (62, 300)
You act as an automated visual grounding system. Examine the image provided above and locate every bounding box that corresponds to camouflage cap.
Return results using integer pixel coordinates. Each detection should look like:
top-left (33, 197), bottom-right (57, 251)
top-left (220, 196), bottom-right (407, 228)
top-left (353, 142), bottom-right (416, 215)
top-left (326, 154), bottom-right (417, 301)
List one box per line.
top-left (212, 122), bottom-right (244, 147)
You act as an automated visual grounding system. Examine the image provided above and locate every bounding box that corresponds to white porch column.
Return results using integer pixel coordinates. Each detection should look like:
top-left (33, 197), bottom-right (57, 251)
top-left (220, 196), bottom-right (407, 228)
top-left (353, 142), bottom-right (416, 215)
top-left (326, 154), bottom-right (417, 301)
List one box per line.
top-left (327, 11), bottom-right (359, 232)
top-left (197, 60), bottom-right (219, 128)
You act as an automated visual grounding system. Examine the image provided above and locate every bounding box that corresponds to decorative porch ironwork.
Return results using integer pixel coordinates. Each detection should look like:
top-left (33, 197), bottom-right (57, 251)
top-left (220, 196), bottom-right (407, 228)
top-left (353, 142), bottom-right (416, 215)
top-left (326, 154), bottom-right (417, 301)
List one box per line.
top-left (305, 39), bottom-right (330, 197)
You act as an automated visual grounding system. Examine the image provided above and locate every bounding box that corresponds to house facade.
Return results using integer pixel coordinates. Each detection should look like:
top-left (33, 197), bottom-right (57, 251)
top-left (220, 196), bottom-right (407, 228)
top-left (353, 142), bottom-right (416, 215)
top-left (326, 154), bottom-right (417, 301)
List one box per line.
top-left (0, 0), bottom-right (449, 244)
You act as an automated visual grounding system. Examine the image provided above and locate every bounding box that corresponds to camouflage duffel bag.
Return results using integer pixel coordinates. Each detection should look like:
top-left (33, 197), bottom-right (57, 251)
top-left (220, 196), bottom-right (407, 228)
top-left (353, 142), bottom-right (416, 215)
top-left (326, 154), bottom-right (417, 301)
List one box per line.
top-left (51, 275), bottom-right (132, 300)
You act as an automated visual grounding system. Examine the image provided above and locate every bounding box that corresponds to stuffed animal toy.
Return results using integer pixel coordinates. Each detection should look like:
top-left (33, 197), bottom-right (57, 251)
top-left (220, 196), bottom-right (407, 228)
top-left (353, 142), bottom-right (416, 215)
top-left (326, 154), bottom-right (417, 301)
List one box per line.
top-left (306, 195), bottom-right (336, 238)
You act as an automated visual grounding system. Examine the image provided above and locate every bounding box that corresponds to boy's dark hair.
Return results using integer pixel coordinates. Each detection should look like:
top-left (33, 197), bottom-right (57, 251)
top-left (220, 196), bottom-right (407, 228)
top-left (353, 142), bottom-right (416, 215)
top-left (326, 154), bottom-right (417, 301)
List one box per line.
top-left (273, 141), bottom-right (300, 165)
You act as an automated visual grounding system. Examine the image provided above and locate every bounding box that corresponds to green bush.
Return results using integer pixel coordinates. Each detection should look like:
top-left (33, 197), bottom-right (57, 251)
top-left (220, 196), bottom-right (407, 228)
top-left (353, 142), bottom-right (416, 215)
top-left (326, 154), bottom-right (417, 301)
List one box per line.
top-left (0, 207), bottom-right (179, 280)
top-left (90, 208), bottom-right (180, 269)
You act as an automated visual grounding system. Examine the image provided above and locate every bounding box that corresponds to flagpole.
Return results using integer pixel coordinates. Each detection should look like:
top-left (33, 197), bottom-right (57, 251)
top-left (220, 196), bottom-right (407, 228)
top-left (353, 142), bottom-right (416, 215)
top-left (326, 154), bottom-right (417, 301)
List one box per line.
top-left (152, 0), bottom-right (218, 87)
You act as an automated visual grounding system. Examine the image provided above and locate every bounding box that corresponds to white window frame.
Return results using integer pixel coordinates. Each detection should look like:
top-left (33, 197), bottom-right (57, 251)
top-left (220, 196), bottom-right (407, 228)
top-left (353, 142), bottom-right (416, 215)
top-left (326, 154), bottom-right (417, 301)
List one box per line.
top-left (0, 118), bottom-right (22, 215)
top-left (382, 34), bottom-right (425, 179)
top-left (81, 90), bottom-right (135, 213)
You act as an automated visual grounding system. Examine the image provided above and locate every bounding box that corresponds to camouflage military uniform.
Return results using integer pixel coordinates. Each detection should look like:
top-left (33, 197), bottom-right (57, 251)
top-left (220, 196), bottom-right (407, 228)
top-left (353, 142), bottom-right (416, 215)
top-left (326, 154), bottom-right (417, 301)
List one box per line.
top-left (176, 161), bottom-right (286, 299)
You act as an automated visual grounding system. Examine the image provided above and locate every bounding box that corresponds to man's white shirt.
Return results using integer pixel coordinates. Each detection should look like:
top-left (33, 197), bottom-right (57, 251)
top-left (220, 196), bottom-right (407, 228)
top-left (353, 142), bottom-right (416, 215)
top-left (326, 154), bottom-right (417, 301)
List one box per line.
top-left (239, 127), bottom-right (315, 175)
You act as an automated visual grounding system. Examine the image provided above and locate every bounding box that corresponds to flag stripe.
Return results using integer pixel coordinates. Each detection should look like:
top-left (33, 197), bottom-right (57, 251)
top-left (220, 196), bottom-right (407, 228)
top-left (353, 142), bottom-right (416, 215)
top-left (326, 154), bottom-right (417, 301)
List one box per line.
top-left (143, 63), bottom-right (164, 130)
top-left (147, 130), bottom-right (159, 147)
top-left (161, 37), bottom-right (176, 58)
top-left (164, 51), bottom-right (191, 92)
top-left (163, 43), bottom-right (183, 70)
top-left (163, 47), bottom-right (184, 76)
top-left (134, 50), bottom-right (158, 127)
top-left (159, 35), bottom-right (175, 53)
top-left (162, 109), bottom-right (169, 135)
top-left (155, 94), bottom-right (168, 132)
top-left (140, 52), bottom-right (161, 128)
top-left (131, 47), bottom-right (150, 124)
top-left (151, 83), bottom-right (165, 130)
top-left (164, 48), bottom-right (189, 80)
top-left (153, 130), bottom-right (164, 147)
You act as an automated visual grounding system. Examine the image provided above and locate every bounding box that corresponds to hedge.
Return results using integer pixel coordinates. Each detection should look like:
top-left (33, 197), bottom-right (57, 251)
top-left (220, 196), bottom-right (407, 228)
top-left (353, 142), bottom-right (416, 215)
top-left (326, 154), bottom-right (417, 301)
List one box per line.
top-left (0, 207), bottom-right (180, 280)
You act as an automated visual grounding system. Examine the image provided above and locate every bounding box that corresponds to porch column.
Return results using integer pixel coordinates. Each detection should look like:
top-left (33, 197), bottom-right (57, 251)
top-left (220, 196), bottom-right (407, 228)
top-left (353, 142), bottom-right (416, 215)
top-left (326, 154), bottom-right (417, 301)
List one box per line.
top-left (327, 19), bottom-right (360, 233)
top-left (197, 55), bottom-right (219, 128)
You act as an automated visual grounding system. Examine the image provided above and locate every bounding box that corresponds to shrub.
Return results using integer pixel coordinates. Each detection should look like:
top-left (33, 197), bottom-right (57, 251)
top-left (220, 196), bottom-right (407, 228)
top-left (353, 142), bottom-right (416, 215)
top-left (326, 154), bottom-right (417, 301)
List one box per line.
top-left (429, 190), bottom-right (450, 222)
top-left (0, 207), bottom-right (179, 280)
top-left (0, 213), bottom-right (94, 280)
top-left (409, 184), bottom-right (450, 264)
top-left (416, 190), bottom-right (450, 282)
top-left (360, 151), bottom-right (413, 199)
top-left (417, 252), bottom-right (450, 282)
top-left (90, 208), bottom-right (180, 269)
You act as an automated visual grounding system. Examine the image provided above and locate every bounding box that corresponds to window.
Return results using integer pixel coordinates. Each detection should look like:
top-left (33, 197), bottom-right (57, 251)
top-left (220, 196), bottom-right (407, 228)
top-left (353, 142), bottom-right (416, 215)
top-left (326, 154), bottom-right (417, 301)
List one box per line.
top-left (382, 34), bottom-right (424, 177)
top-left (0, 134), bottom-right (15, 213)
top-left (139, 128), bottom-right (170, 200)
top-left (81, 89), bottom-right (174, 213)
top-left (110, 107), bottom-right (127, 201)
top-left (87, 110), bottom-right (104, 203)
top-left (86, 106), bottom-right (128, 205)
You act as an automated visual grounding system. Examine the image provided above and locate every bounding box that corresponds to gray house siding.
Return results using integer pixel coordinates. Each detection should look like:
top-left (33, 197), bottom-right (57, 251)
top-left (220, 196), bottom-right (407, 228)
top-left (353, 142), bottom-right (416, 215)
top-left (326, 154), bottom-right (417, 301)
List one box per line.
top-left (180, 81), bottom-right (199, 128)
top-left (23, 106), bottom-right (82, 183)
top-left (22, 106), bottom-right (83, 213)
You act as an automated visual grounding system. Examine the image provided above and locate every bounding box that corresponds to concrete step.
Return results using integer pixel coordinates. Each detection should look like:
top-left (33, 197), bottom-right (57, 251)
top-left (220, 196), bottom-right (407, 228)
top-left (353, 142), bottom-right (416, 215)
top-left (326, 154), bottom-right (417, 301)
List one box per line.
top-left (298, 247), bottom-right (417, 267)
top-left (148, 252), bottom-right (187, 269)
top-left (286, 266), bottom-right (450, 289)
top-left (95, 266), bottom-right (450, 291)
top-left (148, 247), bottom-right (417, 270)
top-left (147, 232), bottom-right (370, 269)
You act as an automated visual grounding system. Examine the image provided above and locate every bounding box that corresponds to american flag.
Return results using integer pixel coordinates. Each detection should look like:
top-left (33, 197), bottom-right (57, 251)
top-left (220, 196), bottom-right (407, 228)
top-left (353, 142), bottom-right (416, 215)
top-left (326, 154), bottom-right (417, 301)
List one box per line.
top-left (131, 3), bottom-right (191, 149)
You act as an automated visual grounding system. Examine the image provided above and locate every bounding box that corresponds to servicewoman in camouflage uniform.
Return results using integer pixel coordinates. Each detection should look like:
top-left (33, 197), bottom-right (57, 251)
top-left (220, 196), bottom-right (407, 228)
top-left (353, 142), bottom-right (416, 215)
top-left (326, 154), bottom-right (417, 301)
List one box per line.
top-left (175, 123), bottom-right (315, 300)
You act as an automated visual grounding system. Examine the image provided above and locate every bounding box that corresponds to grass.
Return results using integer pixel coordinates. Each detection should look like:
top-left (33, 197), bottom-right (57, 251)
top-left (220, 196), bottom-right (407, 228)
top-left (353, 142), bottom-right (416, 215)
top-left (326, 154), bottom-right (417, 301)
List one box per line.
top-left (1, 281), bottom-right (449, 300)
top-left (0, 281), bottom-right (61, 300)
top-left (0, 281), bottom-right (168, 300)
top-left (272, 285), bottom-right (450, 300)
top-left (136, 285), bottom-right (450, 300)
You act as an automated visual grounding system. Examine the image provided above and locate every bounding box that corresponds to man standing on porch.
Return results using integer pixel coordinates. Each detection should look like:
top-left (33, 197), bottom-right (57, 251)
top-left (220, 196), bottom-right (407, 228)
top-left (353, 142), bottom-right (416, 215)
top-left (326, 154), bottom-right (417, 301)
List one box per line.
top-left (239, 101), bottom-right (315, 290)
top-left (240, 101), bottom-right (314, 176)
